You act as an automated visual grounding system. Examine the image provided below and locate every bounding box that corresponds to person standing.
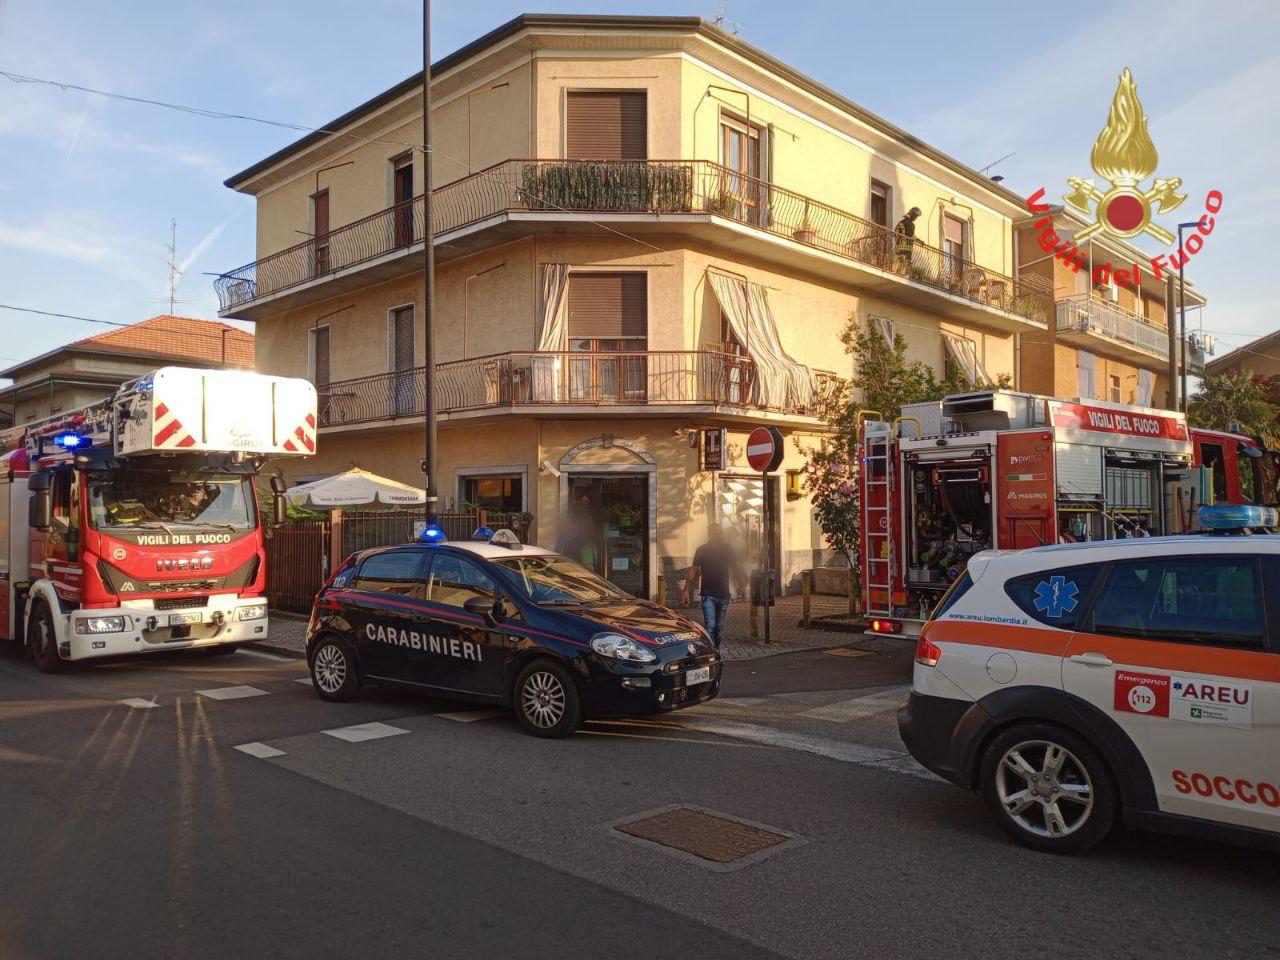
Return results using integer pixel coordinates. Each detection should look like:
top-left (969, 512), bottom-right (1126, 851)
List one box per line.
top-left (894, 206), bottom-right (922, 274)
top-left (681, 524), bottom-right (746, 648)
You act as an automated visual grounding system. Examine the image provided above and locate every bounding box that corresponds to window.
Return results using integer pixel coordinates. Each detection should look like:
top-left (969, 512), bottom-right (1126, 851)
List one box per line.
top-left (50, 469), bottom-right (73, 530)
top-left (354, 551), bottom-right (423, 596)
top-left (462, 476), bottom-right (523, 513)
top-left (870, 315), bottom-right (894, 344)
top-left (943, 214), bottom-right (966, 276)
top-left (310, 325), bottom-right (331, 408)
top-left (942, 332), bottom-right (989, 387)
top-left (1091, 556), bottom-right (1264, 649)
top-left (1200, 442), bottom-right (1228, 503)
top-left (566, 272), bottom-right (648, 401)
top-left (392, 155), bottom-right (414, 246)
top-left (869, 180), bottom-right (890, 227)
top-left (720, 113), bottom-right (764, 221)
top-left (931, 571), bottom-right (973, 620)
top-left (1005, 565), bottom-right (1100, 629)
top-left (1077, 350), bottom-right (1096, 399)
top-left (565, 91), bottom-right (647, 161)
top-left (425, 554), bottom-right (498, 609)
top-left (311, 189), bottom-right (330, 274)
top-left (1109, 374), bottom-right (1121, 403)
top-left (390, 305), bottom-right (415, 417)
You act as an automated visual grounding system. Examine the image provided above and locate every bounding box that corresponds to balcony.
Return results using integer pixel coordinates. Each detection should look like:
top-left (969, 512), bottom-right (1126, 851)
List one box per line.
top-left (215, 160), bottom-right (1049, 333)
top-left (316, 351), bottom-right (845, 430)
top-left (1055, 295), bottom-right (1202, 373)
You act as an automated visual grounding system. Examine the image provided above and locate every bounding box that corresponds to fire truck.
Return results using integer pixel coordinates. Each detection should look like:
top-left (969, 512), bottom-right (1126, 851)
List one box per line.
top-left (860, 390), bottom-right (1268, 638)
top-left (0, 366), bottom-right (317, 671)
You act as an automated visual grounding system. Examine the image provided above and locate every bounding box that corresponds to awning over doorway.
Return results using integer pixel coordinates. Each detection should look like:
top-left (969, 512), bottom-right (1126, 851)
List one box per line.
top-left (707, 271), bottom-right (815, 410)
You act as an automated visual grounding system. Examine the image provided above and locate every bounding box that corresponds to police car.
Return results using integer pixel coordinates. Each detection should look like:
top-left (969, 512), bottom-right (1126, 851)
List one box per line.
top-left (305, 528), bottom-right (721, 737)
top-left (899, 505), bottom-right (1280, 853)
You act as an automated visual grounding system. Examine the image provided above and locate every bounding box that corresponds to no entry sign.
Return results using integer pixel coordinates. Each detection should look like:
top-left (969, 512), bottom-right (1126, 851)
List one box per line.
top-left (746, 426), bottom-right (784, 473)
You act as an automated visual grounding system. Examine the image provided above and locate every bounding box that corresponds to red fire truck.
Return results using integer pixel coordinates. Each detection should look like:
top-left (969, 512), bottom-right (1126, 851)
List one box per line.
top-left (0, 366), bottom-right (317, 671)
top-left (860, 390), bottom-right (1267, 638)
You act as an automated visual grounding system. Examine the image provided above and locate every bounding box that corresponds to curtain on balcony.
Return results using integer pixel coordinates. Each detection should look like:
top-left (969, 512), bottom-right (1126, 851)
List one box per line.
top-left (534, 263), bottom-right (570, 401)
top-left (941, 332), bottom-right (991, 387)
top-left (1137, 368), bottom-right (1154, 406)
top-left (708, 271), bottom-right (814, 410)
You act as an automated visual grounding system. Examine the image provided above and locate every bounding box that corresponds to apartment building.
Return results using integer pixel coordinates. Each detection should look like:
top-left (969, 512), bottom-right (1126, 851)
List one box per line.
top-left (1, 315), bottom-right (254, 426)
top-left (214, 14), bottom-right (1112, 598)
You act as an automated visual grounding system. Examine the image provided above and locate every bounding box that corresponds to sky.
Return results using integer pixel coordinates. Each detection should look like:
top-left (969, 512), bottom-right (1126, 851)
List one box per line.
top-left (1, 0), bottom-right (1277, 377)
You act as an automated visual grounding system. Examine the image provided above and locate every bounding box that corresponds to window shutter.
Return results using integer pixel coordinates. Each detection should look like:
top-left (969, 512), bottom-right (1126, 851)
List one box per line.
top-left (567, 273), bottom-right (647, 339)
top-left (392, 306), bottom-right (415, 370)
top-left (313, 326), bottom-right (330, 388)
top-left (313, 190), bottom-right (330, 238)
top-left (565, 92), bottom-right (647, 161)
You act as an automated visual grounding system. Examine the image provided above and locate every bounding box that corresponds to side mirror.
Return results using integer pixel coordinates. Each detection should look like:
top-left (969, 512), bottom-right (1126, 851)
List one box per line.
top-left (463, 596), bottom-right (497, 624)
top-left (270, 474), bottom-right (287, 495)
top-left (273, 493), bottom-right (288, 525)
top-left (28, 474), bottom-right (51, 531)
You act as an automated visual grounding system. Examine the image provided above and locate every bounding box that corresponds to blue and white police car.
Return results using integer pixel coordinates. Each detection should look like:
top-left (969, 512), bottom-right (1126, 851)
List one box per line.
top-left (305, 528), bottom-right (721, 737)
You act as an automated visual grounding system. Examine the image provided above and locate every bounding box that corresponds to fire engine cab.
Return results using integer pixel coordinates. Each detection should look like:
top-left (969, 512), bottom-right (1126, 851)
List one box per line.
top-left (0, 367), bottom-right (317, 671)
top-left (861, 391), bottom-right (1267, 638)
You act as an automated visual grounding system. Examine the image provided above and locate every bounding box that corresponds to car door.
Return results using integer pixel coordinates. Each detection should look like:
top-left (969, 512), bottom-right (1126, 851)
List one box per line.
top-left (418, 553), bottom-right (511, 697)
top-left (1062, 551), bottom-right (1280, 833)
top-left (346, 549), bottom-right (427, 681)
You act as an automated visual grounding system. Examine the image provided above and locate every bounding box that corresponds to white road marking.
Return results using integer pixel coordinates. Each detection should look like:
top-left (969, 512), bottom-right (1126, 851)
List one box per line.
top-left (800, 686), bottom-right (910, 722)
top-left (678, 716), bottom-right (941, 782)
top-left (294, 677), bottom-right (314, 684)
top-left (234, 742), bottom-right (286, 759)
top-left (435, 709), bottom-right (505, 723)
top-left (238, 649), bottom-right (295, 663)
top-left (196, 685), bottom-right (270, 701)
top-left (714, 696), bottom-right (769, 707)
top-left (322, 722), bottom-right (410, 743)
top-left (119, 698), bottom-right (160, 709)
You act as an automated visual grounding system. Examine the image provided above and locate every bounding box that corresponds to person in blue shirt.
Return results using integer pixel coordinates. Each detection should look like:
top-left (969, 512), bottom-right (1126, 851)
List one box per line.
top-left (681, 524), bottom-right (746, 648)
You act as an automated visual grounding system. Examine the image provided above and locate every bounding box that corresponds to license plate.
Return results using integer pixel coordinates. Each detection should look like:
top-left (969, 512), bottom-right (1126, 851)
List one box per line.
top-left (685, 666), bottom-right (711, 686)
top-left (169, 613), bottom-right (201, 626)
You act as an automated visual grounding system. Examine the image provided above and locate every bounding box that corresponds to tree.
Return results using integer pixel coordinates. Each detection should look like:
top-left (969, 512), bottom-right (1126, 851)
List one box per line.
top-left (799, 316), bottom-right (1007, 574)
top-left (1188, 371), bottom-right (1280, 446)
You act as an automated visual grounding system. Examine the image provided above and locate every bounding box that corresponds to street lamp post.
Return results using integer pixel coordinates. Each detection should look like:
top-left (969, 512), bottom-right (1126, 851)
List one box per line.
top-left (421, 0), bottom-right (438, 525)
top-left (1176, 220), bottom-right (1200, 413)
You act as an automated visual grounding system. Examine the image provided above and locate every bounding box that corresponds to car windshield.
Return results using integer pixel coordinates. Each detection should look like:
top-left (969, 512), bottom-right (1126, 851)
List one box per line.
top-left (88, 473), bottom-right (255, 531)
top-left (493, 554), bottom-right (627, 604)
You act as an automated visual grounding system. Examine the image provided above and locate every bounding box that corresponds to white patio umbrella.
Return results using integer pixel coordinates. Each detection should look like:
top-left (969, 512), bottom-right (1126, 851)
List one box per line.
top-left (284, 468), bottom-right (426, 507)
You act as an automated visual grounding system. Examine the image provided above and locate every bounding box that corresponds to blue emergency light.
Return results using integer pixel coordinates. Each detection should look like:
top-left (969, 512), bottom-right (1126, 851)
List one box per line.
top-left (1198, 504), bottom-right (1279, 531)
top-left (471, 526), bottom-right (495, 542)
top-left (418, 524), bottom-right (447, 544)
top-left (52, 432), bottom-right (86, 449)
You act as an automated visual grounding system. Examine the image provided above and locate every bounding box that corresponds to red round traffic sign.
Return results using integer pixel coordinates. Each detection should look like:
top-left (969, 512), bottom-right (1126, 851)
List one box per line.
top-left (746, 426), bottom-right (784, 473)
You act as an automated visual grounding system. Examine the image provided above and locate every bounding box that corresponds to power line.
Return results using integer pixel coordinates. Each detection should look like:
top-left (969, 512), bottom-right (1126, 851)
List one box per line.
top-left (0, 304), bottom-right (253, 347)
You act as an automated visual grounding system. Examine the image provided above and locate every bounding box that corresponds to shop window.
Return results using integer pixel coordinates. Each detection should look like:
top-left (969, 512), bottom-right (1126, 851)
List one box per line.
top-left (462, 476), bottom-right (523, 513)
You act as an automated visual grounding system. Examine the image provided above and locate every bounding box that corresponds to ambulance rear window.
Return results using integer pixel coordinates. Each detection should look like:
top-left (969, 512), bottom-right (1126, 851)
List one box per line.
top-left (1005, 565), bottom-right (1100, 628)
top-left (930, 572), bottom-right (973, 620)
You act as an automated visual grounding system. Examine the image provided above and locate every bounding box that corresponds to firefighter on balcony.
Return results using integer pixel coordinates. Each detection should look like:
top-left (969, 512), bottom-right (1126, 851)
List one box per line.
top-left (894, 206), bottom-right (922, 274)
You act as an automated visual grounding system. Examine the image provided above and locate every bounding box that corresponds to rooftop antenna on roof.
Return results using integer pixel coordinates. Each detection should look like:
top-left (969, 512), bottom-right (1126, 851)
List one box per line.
top-left (156, 218), bottom-right (191, 315)
top-left (979, 151), bottom-right (1016, 182)
top-left (713, 0), bottom-right (742, 35)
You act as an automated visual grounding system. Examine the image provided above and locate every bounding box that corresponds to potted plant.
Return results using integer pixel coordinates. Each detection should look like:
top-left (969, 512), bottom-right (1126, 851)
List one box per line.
top-left (792, 201), bottom-right (818, 244)
top-left (705, 190), bottom-right (738, 217)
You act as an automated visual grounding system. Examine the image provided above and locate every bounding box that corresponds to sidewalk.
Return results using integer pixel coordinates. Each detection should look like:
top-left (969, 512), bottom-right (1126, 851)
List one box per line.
top-left (260, 593), bottom-right (862, 663)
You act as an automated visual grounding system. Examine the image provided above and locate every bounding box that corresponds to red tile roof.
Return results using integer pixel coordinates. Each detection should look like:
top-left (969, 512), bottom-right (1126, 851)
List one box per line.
top-left (71, 315), bottom-right (255, 367)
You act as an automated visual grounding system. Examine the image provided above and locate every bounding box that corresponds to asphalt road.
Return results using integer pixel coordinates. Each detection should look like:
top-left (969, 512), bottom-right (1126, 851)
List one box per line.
top-left (1, 638), bottom-right (1277, 960)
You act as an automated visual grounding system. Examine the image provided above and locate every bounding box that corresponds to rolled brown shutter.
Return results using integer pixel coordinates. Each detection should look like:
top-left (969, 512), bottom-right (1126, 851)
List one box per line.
top-left (567, 273), bottom-right (647, 339)
top-left (313, 326), bottom-right (330, 387)
top-left (393, 306), bottom-right (415, 370)
top-left (565, 92), bottom-right (647, 161)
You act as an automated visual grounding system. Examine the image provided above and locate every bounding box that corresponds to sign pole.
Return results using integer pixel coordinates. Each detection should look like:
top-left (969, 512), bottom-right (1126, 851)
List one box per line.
top-left (762, 470), bottom-right (771, 645)
top-left (746, 426), bottom-right (784, 646)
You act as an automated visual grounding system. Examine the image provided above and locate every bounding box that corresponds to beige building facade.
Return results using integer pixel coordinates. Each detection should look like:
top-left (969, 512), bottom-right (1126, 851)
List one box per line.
top-left (214, 15), bottom-right (1201, 598)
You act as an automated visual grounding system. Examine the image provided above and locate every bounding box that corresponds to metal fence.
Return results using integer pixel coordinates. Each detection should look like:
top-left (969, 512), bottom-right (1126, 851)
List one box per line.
top-left (264, 509), bottom-right (533, 613)
top-left (214, 158), bottom-right (1050, 325)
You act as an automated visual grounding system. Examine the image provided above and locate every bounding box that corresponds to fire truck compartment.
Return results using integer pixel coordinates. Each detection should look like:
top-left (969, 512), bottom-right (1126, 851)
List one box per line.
top-left (905, 451), bottom-right (993, 593)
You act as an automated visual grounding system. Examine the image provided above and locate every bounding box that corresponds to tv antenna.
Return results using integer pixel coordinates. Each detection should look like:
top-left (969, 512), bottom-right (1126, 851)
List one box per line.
top-left (157, 218), bottom-right (191, 314)
top-left (713, 0), bottom-right (742, 34)
top-left (979, 151), bottom-right (1016, 182)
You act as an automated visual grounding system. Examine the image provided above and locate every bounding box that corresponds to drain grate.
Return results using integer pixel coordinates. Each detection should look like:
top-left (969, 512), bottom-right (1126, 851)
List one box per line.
top-left (611, 805), bottom-right (805, 870)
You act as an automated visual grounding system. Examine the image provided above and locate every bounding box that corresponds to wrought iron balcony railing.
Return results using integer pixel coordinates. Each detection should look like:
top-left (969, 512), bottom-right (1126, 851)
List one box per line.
top-left (315, 351), bottom-right (844, 428)
top-left (214, 159), bottom-right (1049, 324)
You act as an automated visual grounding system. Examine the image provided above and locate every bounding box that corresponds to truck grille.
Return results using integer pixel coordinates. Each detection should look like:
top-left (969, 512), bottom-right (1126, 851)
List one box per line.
top-left (145, 579), bottom-right (221, 594)
top-left (154, 596), bottom-right (209, 610)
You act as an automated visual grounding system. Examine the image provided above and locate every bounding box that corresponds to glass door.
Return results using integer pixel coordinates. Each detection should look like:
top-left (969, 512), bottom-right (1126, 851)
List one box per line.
top-left (567, 475), bottom-right (648, 597)
top-left (720, 115), bottom-right (763, 224)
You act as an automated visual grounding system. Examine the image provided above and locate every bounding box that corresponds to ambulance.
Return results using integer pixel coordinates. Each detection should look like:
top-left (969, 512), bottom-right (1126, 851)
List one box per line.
top-left (898, 505), bottom-right (1280, 853)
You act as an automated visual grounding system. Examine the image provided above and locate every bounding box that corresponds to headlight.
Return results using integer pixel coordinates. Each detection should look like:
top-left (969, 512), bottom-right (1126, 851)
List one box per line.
top-left (75, 616), bottom-right (127, 634)
top-left (237, 604), bottom-right (268, 621)
top-left (590, 633), bottom-right (657, 663)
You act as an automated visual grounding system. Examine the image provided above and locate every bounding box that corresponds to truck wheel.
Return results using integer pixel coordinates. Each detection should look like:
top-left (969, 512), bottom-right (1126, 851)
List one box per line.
top-left (979, 722), bottom-right (1116, 854)
top-left (513, 659), bottom-right (582, 738)
top-left (27, 602), bottom-right (66, 674)
top-left (309, 635), bottom-right (361, 702)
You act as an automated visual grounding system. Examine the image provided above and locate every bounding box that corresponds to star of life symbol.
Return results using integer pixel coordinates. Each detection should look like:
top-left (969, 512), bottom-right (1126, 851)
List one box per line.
top-left (1064, 68), bottom-right (1186, 246)
top-left (1033, 576), bottom-right (1078, 619)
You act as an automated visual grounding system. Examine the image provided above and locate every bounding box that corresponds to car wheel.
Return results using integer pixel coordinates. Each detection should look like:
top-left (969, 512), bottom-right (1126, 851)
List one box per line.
top-left (979, 722), bottom-right (1116, 854)
top-left (513, 659), bottom-right (582, 738)
top-left (310, 635), bottom-right (361, 702)
top-left (27, 602), bottom-right (65, 674)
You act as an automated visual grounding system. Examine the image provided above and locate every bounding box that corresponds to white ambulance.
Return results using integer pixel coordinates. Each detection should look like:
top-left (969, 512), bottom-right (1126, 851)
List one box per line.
top-left (899, 505), bottom-right (1280, 853)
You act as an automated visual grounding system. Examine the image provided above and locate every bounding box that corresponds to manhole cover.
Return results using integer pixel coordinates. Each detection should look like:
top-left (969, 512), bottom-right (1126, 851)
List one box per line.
top-left (823, 647), bottom-right (871, 658)
top-left (610, 805), bottom-right (805, 870)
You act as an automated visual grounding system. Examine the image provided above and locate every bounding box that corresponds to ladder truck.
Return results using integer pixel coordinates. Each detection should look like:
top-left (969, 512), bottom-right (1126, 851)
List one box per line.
top-left (0, 367), bottom-right (317, 671)
top-left (859, 390), bottom-right (1268, 639)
